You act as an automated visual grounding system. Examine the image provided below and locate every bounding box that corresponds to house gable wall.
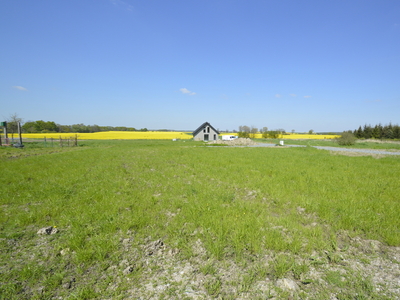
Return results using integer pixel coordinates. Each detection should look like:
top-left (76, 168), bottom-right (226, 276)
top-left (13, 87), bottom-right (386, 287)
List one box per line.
top-left (193, 123), bottom-right (219, 141)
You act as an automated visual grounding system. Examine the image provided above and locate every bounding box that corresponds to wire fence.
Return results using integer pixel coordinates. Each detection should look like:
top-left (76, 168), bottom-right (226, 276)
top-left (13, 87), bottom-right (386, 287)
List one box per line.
top-left (0, 135), bottom-right (79, 147)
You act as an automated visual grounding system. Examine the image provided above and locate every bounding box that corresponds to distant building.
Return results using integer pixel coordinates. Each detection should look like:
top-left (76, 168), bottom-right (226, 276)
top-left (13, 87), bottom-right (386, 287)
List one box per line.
top-left (192, 122), bottom-right (220, 141)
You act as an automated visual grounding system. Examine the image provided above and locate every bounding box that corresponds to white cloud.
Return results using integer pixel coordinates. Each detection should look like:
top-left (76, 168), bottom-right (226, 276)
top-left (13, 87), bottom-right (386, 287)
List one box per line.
top-left (12, 86), bottom-right (28, 91)
top-left (275, 94), bottom-right (282, 98)
top-left (290, 94), bottom-right (297, 97)
top-left (180, 88), bottom-right (196, 95)
top-left (303, 95), bottom-right (312, 98)
top-left (110, 0), bottom-right (133, 11)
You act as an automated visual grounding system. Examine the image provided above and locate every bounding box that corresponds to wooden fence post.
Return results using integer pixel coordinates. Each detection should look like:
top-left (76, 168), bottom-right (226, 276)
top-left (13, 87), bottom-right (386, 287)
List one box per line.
top-left (18, 122), bottom-right (23, 145)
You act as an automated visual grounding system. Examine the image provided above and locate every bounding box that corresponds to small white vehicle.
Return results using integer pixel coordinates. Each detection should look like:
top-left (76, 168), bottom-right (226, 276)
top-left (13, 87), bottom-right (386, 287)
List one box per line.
top-left (222, 135), bottom-right (238, 141)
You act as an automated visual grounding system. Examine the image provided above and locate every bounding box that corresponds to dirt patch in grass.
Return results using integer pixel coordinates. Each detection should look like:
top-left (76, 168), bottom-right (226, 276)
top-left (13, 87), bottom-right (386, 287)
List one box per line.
top-left (328, 150), bottom-right (390, 158)
top-left (1, 225), bottom-right (399, 299)
top-left (360, 139), bottom-right (400, 144)
top-left (207, 138), bottom-right (260, 146)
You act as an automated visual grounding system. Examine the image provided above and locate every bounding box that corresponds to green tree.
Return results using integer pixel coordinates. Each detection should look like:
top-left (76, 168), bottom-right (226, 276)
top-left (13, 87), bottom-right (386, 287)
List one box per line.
top-left (250, 126), bottom-right (258, 138)
top-left (44, 121), bottom-right (58, 132)
top-left (363, 124), bottom-right (372, 139)
top-left (277, 129), bottom-right (286, 135)
top-left (71, 123), bottom-right (90, 133)
top-left (268, 131), bottom-right (280, 139)
top-left (372, 124), bottom-right (383, 139)
top-left (7, 113), bottom-right (23, 137)
top-left (337, 131), bottom-right (356, 145)
top-left (58, 124), bottom-right (72, 133)
top-left (89, 124), bottom-right (101, 132)
top-left (261, 127), bottom-right (269, 138)
top-left (238, 125), bottom-right (250, 138)
top-left (355, 126), bottom-right (363, 138)
top-left (22, 121), bottom-right (37, 133)
top-left (393, 125), bottom-right (400, 139)
top-left (382, 123), bottom-right (394, 139)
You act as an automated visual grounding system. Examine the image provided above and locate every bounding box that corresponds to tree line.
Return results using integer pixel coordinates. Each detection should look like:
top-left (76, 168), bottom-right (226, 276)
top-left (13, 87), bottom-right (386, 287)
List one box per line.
top-left (237, 126), bottom-right (286, 139)
top-left (353, 123), bottom-right (400, 140)
top-left (0, 116), bottom-right (147, 134)
top-left (21, 121), bottom-right (147, 133)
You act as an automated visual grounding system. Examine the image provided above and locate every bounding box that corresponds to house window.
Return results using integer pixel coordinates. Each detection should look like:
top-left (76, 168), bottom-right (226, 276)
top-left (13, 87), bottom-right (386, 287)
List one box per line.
top-left (203, 127), bottom-right (206, 133)
top-left (207, 127), bottom-right (210, 133)
top-left (214, 134), bottom-right (216, 140)
top-left (204, 134), bottom-right (209, 141)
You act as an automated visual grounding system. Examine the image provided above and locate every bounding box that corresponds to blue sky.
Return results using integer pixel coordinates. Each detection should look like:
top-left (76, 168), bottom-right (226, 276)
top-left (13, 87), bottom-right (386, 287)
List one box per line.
top-left (1, 0), bottom-right (399, 132)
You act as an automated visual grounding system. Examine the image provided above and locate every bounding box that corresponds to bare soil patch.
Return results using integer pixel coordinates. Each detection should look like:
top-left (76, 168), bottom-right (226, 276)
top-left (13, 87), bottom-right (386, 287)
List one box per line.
top-left (207, 138), bottom-right (261, 146)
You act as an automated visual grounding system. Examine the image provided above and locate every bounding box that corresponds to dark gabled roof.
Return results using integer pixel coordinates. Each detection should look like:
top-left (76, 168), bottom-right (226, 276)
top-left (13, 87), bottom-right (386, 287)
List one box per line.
top-left (192, 122), bottom-right (220, 136)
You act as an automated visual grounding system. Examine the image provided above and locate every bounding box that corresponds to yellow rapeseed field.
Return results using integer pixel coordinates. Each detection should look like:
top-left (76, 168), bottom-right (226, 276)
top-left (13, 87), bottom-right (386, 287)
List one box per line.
top-left (282, 134), bottom-right (339, 139)
top-left (257, 133), bottom-right (340, 139)
top-left (22, 131), bottom-right (193, 140)
top-left (220, 133), bottom-right (339, 139)
top-left (21, 131), bottom-right (339, 140)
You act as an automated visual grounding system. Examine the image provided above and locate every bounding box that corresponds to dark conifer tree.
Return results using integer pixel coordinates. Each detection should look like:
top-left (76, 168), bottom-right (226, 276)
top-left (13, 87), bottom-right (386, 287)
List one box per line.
top-left (363, 124), bottom-right (372, 139)
top-left (355, 126), bottom-right (363, 138)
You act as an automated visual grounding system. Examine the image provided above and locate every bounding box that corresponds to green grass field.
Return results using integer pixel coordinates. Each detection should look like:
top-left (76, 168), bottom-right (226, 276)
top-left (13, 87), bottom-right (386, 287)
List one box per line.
top-left (260, 137), bottom-right (400, 150)
top-left (1, 140), bottom-right (399, 299)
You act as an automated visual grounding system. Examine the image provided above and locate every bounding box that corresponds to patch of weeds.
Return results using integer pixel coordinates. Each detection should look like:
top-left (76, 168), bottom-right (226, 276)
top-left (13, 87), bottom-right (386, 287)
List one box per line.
top-left (19, 263), bottom-right (46, 282)
top-left (272, 254), bottom-right (294, 278)
top-left (359, 257), bottom-right (371, 264)
top-left (350, 274), bottom-right (377, 299)
top-left (238, 264), bottom-right (268, 293)
top-left (219, 293), bottom-right (239, 300)
top-left (43, 271), bottom-right (65, 291)
top-left (325, 251), bottom-right (344, 264)
top-left (336, 281), bottom-right (375, 300)
top-left (326, 271), bottom-right (387, 300)
top-left (126, 263), bottom-right (144, 284)
top-left (292, 262), bottom-right (309, 280)
top-left (200, 262), bottom-right (217, 275)
top-left (275, 289), bottom-right (292, 300)
top-left (0, 282), bottom-right (24, 299)
top-left (0, 231), bottom-right (26, 240)
top-left (325, 270), bottom-right (346, 288)
top-left (163, 285), bottom-right (179, 297)
top-left (206, 143), bottom-right (229, 146)
top-left (309, 255), bottom-right (326, 266)
top-left (69, 286), bottom-right (99, 299)
top-left (238, 275), bottom-right (254, 293)
top-left (204, 276), bottom-right (222, 296)
top-left (205, 237), bottom-right (225, 260)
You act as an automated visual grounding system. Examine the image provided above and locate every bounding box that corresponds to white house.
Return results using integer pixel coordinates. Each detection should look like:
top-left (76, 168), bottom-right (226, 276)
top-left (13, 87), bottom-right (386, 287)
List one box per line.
top-left (192, 122), bottom-right (220, 141)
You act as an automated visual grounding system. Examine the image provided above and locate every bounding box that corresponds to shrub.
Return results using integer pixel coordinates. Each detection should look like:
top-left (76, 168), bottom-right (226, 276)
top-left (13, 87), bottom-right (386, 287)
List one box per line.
top-left (238, 131), bottom-right (250, 138)
top-left (337, 131), bottom-right (356, 146)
